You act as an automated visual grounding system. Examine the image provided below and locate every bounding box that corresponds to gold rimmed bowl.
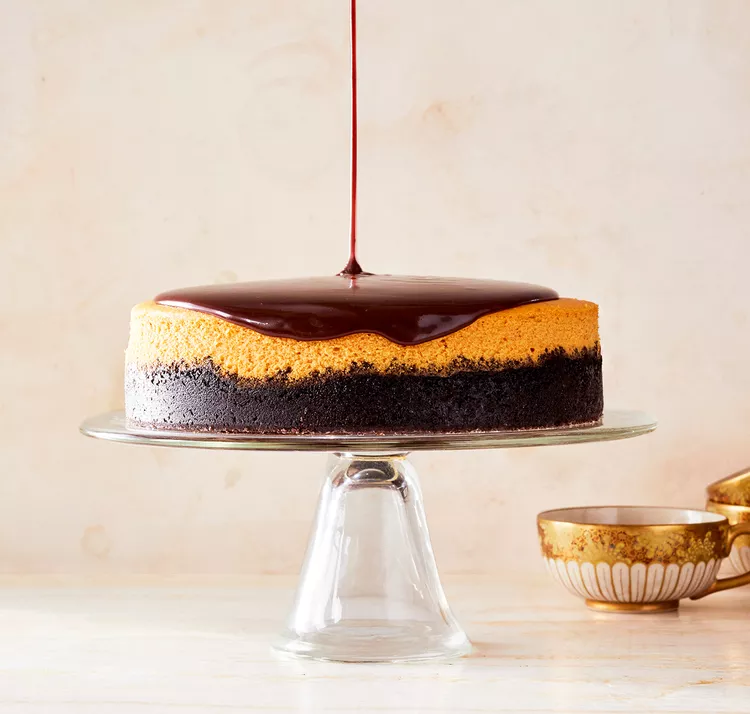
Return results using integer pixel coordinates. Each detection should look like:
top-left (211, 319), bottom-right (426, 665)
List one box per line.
top-left (707, 468), bottom-right (750, 507)
top-left (706, 500), bottom-right (750, 575)
top-left (538, 506), bottom-right (750, 613)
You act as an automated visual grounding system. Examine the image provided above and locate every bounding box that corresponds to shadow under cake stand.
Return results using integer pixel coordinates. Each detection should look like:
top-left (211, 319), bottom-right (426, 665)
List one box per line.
top-left (81, 409), bottom-right (656, 663)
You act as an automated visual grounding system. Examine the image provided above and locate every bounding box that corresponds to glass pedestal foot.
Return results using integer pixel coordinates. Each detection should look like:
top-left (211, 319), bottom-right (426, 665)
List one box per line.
top-left (273, 453), bottom-right (471, 663)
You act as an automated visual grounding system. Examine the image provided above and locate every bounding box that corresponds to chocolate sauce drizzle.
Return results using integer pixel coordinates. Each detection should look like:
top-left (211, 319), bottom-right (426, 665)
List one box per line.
top-left (341, 0), bottom-right (362, 277)
top-left (154, 1), bottom-right (559, 346)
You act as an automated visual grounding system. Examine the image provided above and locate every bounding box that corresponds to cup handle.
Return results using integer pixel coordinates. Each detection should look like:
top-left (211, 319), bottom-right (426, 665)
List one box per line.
top-left (691, 522), bottom-right (750, 600)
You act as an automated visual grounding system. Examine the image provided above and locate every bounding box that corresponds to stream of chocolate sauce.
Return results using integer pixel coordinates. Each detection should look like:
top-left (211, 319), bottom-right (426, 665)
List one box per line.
top-left (155, 1), bottom-right (558, 346)
top-left (341, 0), bottom-right (362, 276)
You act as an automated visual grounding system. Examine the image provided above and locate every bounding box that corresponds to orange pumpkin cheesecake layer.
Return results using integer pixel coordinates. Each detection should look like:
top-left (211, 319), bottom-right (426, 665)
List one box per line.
top-left (126, 298), bottom-right (599, 382)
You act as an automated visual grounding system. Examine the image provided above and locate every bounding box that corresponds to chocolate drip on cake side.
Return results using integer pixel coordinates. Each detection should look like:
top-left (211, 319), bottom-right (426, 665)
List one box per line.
top-left (154, 1), bottom-right (559, 346)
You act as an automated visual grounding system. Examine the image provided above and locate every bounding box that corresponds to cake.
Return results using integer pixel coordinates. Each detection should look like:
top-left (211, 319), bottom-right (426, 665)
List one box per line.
top-left (124, 274), bottom-right (603, 433)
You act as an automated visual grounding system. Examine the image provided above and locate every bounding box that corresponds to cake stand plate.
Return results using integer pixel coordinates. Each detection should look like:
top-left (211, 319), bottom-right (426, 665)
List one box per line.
top-left (81, 409), bottom-right (656, 663)
top-left (81, 409), bottom-right (655, 452)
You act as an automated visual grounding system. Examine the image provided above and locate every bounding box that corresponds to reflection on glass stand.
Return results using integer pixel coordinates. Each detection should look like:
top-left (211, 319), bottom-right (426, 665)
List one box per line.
top-left (81, 409), bottom-right (656, 663)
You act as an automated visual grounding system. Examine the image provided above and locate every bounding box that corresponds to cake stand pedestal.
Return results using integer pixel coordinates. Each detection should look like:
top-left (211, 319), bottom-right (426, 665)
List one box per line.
top-left (81, 409), bottom-right (656, 663)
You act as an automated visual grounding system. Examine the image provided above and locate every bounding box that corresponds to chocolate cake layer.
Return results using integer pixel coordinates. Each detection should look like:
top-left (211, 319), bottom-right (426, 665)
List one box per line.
top-left (126, 350), bottom-right (602, 434)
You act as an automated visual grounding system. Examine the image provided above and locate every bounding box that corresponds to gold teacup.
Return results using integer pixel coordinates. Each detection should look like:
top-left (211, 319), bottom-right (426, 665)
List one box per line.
top-left (538, 506), bottom-right (750, 613)
top-left (707, 468), bottom-right (750, 507)
top-left (706, 500), bottom-right (750, 575)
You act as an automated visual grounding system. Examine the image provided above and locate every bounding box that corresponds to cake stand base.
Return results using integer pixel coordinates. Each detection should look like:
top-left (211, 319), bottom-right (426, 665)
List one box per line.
top-left (273, 453), bottom-right (471, 662)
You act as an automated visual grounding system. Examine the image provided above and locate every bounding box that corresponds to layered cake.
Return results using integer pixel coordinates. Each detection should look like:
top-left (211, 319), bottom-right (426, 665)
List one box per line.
top-left (124, 274), bottom-right (603, 433)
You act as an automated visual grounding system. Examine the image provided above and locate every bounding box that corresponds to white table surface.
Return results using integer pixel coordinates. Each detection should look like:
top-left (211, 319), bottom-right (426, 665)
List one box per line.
top-left (0, 575), bottom-right (747, 713)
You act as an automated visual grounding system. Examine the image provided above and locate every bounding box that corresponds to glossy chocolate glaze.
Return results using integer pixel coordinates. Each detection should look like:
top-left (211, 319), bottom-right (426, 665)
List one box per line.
top-left (155, 275), bottom-right (558, 346)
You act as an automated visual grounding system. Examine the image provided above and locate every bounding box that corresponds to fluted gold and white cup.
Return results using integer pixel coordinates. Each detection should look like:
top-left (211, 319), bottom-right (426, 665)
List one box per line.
top-left (538, 506), bottom-right (750, 613)
top-left (706, 500), bottom-right (750, 575)
top-left (707, 467), bottom-right (750, 507)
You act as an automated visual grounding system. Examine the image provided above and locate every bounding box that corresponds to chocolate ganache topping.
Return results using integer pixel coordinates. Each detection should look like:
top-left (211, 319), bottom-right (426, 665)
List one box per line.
top-left (155, 276), bottom-right (558, 346)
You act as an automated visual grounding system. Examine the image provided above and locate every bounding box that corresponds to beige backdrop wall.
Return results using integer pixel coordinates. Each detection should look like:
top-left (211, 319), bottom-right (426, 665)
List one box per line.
top-left (1, 0), bottom-right (749, 575)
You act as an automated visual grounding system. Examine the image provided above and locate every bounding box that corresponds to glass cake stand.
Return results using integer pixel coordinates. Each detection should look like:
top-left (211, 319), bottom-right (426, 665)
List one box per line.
top-left (80, 409), bottom-right (656, 663)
